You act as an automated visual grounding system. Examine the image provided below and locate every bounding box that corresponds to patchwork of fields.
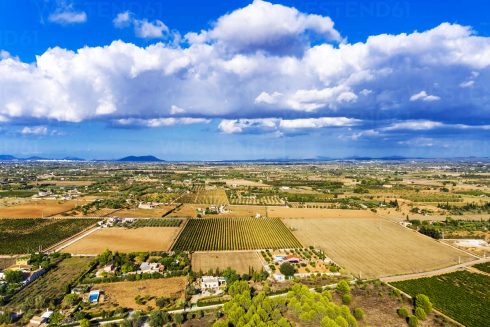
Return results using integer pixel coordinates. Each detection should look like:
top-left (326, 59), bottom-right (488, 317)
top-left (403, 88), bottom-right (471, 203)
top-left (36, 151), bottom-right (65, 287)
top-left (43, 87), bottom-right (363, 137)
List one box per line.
top-left (192, 251), bottom-right (264, 274)
top-left (172, 218), bottom-right (302, 251)
top-left (283, 217), bottom-right (474, 278)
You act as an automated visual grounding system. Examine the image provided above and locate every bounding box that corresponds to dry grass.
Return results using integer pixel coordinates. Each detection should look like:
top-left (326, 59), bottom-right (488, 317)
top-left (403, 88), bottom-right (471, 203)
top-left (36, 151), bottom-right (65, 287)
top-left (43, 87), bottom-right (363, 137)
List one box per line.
top-left (268, 207), bottom-right (378, 219)
top-left (112, 206), bottom-right (176, 218)
top-left (283, 217), bottom-right (474, 278)
top-left (192, 251), bottom-right (264, 274)
top-left (62, 227), bottom-right (181, 254)
top-left (97, 277), bottom-right (187, 310)
top-left (0, 200), bottom-right (80, 218)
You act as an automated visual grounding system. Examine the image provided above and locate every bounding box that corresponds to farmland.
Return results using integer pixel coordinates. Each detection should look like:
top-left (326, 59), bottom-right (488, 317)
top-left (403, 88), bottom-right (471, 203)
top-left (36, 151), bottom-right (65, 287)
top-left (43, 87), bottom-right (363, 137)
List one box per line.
top-left (97, 277), bottom-right (187, 310)
top-left (130, 218), bottom-right (183, 228)
top-left (0, 200), bottom-right (81, 218)
top-left (172, 218), bottom-right (302, 251)
top-left (6, 256), bottom-right (93, 309)
top-left (62, 226), bottom-right (182, 254)
top-left (283, 218), bottom-right (474, 278)
top-left (473, 261), bottom-right (490, 274)
top-left (0, 218), bottom-right (97, 254)
top-left (392, 270), bottom-right (490, 327)
top-left (180, 189), bottom-right (229, 204)
top-left (191, 251), bottom-right (264, 274)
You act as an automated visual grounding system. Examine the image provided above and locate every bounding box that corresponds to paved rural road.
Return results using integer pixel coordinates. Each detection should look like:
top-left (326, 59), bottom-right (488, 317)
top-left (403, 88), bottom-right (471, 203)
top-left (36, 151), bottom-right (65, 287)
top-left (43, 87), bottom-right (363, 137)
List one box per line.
top-left (380, 257), bottom-right (490, 282)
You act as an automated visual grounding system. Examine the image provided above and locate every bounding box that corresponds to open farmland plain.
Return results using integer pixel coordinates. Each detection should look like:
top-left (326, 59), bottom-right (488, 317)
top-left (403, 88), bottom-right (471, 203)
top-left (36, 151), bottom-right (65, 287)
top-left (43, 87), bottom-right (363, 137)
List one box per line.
top-left (392, 270), bottom-right (490, 327)
top-left (172, 218), bottom-right (302, 251)
top-left (62, 226), bottom-right (182, 254)
top-left (192, 251), bottom-right (264, 274)
top-left (0, 218), bottom-right (97, 254)
top-left (283, 217), bottom-right (474, 278)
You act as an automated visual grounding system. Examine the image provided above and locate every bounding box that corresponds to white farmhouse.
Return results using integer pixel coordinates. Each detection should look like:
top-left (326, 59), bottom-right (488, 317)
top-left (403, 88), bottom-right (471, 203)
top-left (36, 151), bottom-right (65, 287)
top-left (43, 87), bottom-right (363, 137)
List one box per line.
top-left (201, 276), bottom-right (226, 289)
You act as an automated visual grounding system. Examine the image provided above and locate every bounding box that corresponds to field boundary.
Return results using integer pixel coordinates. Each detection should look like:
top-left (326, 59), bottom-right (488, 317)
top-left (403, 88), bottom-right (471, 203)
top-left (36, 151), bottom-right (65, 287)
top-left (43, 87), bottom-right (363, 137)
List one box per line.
top-left (47, 225), bottom-right (101, 253)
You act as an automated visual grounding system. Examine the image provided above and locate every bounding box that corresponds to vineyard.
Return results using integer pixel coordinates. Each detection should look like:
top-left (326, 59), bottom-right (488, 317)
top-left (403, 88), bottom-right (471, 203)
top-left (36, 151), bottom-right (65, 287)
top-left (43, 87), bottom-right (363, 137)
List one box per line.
top-left (473, 262), bottom-right (490, 274)
top-left (0, 218), bottom-right (97, 254)
top-left (229, 195), bottom-right (284, 206)
top-left (172, 217), bottom-right (302, 251)
top-left (130, 218), bottom-right (183, 228)
top-left (180, 189), bottom-right (229, 205)
top-left (391, 270), bottom-right (490, 327)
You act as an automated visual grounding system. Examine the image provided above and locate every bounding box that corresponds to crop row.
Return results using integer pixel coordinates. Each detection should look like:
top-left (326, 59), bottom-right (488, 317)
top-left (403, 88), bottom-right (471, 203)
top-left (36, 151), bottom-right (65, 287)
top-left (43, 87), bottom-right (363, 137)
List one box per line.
top-left (172, 217), bottom-right (302, 251)
top-left (0, 218), bottom-right (96, 254)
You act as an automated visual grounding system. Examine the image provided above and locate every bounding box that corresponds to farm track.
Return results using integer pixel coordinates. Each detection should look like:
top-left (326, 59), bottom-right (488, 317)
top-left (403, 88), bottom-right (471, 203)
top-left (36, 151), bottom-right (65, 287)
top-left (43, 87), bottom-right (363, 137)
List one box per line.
top-left (381, 257), bottom-right (490, 282)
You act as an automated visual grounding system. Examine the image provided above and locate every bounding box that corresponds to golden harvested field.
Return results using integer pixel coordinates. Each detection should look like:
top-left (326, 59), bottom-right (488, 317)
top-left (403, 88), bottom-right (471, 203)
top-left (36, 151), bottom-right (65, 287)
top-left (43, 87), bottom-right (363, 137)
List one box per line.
top-left (192, 251), bottom-right (264, 274)
top-left (0, 200), bottom-right (80, 218)
top-left (62, 227), bottom-right (181, 254)
top-left (268, 207), bottom-right (378, 219)
top-left (168, 204), bottom-right (200, 218)
top-left (112, 206), bottom-right (176, 218)
top-left (97, 277), bottom-right (187, 310)
top-left (223, 179), bottom-right (269, 187)
top-left (283, 218), bottom-right (474, 278)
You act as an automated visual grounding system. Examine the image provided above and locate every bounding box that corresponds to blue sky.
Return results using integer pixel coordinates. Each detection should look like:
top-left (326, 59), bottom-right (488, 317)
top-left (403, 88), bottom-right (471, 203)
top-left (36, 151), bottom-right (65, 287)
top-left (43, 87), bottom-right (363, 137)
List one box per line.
top-left (0, 0), bottom-right (489, 160)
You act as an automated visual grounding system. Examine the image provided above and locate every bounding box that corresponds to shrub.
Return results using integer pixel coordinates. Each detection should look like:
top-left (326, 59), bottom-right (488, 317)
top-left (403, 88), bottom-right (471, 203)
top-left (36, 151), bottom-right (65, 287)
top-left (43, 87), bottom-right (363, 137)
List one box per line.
top-left (415, 307), bottom-right (427, 320)
top-left (415, 294), bottom-right (432, 314)
top-left (408, 315), bottom-right (419, 327)
top-left (342, 294), bottom-right (352, 305)
top-left (353, 308), bottom-right (364, 320)
top-left (397, 306), bottom-right (409, 319)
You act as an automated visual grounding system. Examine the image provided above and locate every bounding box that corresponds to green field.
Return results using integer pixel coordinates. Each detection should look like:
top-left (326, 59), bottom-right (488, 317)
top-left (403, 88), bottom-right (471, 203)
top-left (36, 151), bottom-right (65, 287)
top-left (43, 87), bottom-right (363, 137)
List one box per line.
top-left (392, 271), bottom-right (490, 327)
top-left (6, 256), bottom-right (93, 309)
top-left (130, 218), bottom-right (182, 228)
top-left (0, 219), bottom-right (97, 254)
top-left (172, 217), bottom-right (302, 251)
top-left (0, 190), bottom-right (36, 198)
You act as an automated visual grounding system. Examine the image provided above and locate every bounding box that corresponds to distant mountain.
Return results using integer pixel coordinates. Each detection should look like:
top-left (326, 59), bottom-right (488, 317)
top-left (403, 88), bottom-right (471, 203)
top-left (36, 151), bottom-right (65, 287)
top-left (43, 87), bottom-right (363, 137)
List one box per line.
top-left (117, 155), bottom-right (164, 162)
top-left (0, 155), bottom-right (18, 161)
top-left (62, 156), bottom-right (85, 161)
top-left (25, 156), bottom-right (47, 160)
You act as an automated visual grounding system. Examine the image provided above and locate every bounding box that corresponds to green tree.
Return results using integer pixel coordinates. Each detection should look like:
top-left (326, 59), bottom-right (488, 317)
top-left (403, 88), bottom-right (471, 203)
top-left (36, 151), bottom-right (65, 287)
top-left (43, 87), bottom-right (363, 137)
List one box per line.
top-left (279, 262), bottom-right (295, 277)
top-left (336, 280), bottom-right (350, 295)
top-left (342, 294), bottom-right (352, 305)
top-left (415, 307), bottom-right (426, 320)
top-left (353, 308), bottom-right (364, 320)
top-left (4, 270), bottom-right (24, 283)
top-left (397, 306), bottom-right (409, 319)
top-left (408, 315), bottom-right (419, 327)
top-left (415, 294), bottom-right (432, 314)
top-left (79, 319), bottom-right (90, 327)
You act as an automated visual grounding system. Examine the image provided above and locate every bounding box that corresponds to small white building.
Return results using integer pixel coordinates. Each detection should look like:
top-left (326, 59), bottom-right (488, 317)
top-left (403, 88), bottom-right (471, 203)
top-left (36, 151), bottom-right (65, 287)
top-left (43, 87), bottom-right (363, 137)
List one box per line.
top-left (201, 276), bottom-right (226, 289)
top-left (272, 273), bottom-right (286, 282)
